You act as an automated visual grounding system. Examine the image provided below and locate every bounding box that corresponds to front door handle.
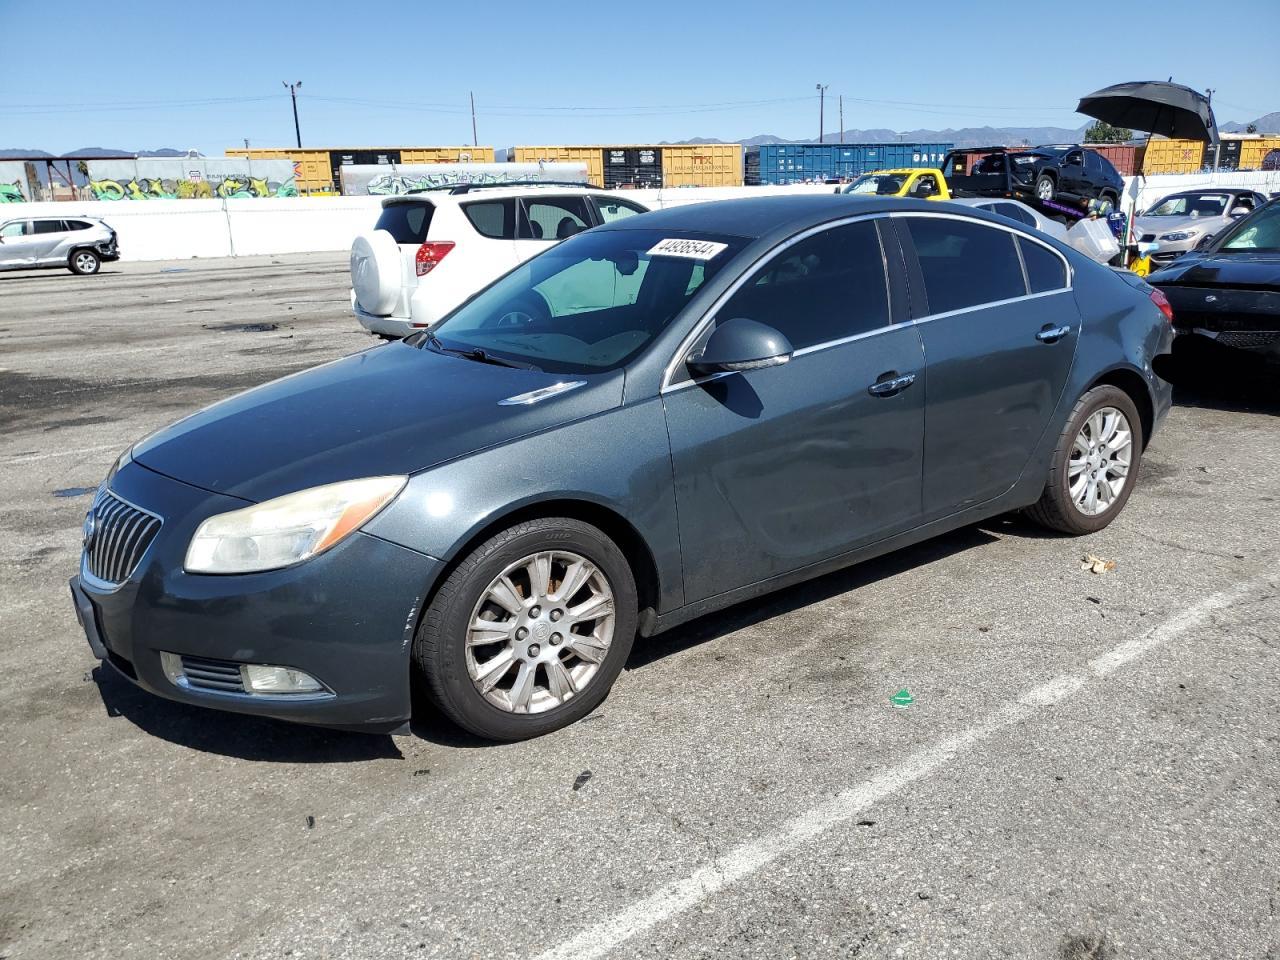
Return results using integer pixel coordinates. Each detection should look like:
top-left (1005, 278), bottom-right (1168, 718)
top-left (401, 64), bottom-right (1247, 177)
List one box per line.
top-left (868, 371), bottom-right (917, 397)
top-left (1036, 324), bottom-right (1071, 343)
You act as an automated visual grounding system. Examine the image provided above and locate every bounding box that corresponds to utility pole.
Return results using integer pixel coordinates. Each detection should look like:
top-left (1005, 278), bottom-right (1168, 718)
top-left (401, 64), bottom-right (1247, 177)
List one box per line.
top-left (283, 81), bottom-right (302, 148)
top-left (470, 91), bottom-right (478, 147)
top-left (816, 83), bottom-right (829, 143)
top-left (838, 95), bottom-right (843, 142)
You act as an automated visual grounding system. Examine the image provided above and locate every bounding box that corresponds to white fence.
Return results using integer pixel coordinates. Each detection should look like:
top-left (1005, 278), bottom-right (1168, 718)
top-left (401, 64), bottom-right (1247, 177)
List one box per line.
top-left (7, 172), bottom-right (1278, 263)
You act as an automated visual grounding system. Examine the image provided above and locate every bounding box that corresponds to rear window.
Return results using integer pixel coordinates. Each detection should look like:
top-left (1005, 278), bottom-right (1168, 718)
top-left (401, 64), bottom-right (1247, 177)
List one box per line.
top-left (463, 199), bottom-right (515, 239)
top-left (375, 202), bottom-right (434, 244)
top-left (65, 220), bottom-right (92, 231)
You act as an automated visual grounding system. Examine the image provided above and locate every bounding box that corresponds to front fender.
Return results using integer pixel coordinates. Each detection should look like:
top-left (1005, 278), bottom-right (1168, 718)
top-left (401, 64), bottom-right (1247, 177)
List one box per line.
top-left (362, 397), bottom-right (684, 612)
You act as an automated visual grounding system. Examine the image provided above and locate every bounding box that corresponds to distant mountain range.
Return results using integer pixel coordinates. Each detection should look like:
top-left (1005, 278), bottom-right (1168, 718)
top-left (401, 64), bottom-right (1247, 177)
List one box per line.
top-left (671, 112), bottom-right (1280, 148)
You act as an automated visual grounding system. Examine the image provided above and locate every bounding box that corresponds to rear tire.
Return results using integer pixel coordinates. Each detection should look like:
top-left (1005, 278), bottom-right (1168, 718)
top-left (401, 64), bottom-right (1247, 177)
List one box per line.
top-left (414, 518), bottom-right (637, 741)
top-left (69, 249), bottom-right (101, 275)
top-left (1026, 385), bottom-right (1144, 535)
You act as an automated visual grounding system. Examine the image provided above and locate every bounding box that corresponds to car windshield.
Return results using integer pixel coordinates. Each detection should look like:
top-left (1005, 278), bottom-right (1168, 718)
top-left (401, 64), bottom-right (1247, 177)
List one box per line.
top-left (1217, 203), bottom-right (1280, 252)
top-left (844, 173), bottom-right (907, 195)
top-left (1146, 194), bottom-right (1229, 218)
top-left (426, 228), bottom-right (747, 374)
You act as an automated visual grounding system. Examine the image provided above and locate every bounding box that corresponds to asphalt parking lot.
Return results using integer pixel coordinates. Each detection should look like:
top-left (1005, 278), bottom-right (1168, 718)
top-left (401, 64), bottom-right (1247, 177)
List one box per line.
top-left (1, 253), bottom-right (1278, 960)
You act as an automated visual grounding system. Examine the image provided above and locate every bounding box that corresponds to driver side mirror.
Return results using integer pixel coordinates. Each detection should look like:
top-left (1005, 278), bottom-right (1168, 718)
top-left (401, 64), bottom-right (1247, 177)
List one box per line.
top-left (1195, 233), bottom-right (1215, 250)
top-left (688, 317), bottom-right (793, 375)
top-left (1229, 206), bottom-right (1250, 218)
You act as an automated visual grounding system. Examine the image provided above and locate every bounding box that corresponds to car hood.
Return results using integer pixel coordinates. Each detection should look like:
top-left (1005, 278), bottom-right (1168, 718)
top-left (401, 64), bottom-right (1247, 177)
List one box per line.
top-left (1136, 214), bottom-right (1224, 236)
top-left (1148, 250), bottom-right (1280, 288)
top-left (132, 343), bottom-right (624, 502)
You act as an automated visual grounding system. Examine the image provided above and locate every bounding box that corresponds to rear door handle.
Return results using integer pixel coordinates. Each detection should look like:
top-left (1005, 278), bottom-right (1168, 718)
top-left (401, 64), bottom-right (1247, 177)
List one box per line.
top-left (868, 371), bottom-right (917, 397)
top-left (1036, 324), bottom-right (1071, 343)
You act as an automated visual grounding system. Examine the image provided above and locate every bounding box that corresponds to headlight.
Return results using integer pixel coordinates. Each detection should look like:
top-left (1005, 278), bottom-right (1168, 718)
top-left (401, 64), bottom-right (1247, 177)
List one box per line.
top-left (185, 476), bottom-right (406, 574)
top-left (1159, 230), bottom-right (1199, 242)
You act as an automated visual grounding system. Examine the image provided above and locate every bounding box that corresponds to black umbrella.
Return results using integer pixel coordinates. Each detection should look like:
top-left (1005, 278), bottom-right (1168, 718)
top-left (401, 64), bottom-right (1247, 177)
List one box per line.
top-left (1077, 81), bottom-right (1219, 142)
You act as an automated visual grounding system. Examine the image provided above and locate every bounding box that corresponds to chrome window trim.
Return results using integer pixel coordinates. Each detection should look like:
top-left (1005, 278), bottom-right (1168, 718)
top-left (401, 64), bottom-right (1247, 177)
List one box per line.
top-left (660, 212), bottom-right (893, 394)
top-left (908, 287), bottom-right (1072, 328)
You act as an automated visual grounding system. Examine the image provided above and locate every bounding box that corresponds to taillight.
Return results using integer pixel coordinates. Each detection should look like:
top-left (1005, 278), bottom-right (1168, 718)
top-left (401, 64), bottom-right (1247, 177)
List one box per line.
top-left (1149, 288), bottom-right (1174, 324)
top-left (415, 241), bottom-right (455, 277)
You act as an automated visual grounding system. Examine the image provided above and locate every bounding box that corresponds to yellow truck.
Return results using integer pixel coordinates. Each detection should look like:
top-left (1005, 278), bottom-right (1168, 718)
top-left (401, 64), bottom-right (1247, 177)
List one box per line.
top-left (836, 168), bottom-right (950, 201)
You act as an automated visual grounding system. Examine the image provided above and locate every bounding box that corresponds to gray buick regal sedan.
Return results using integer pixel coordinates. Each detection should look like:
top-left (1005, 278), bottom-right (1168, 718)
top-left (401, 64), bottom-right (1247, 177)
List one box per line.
top-left (71, 196), bottom-right (1174, 741)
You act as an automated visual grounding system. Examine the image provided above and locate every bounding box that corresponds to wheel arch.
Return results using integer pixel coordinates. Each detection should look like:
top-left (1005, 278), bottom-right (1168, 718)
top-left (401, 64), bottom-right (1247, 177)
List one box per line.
top-left (1086, 365), bottom-right (1154, 449)
top-left (425, 497), bottom-right (663, 630)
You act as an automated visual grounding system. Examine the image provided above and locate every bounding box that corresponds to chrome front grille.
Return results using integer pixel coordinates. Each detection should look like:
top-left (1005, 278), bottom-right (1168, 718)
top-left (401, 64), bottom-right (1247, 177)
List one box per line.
top-left (179, 655), bottom-right (246, 694)
top-left (83, 490), bottom-right (162, 585)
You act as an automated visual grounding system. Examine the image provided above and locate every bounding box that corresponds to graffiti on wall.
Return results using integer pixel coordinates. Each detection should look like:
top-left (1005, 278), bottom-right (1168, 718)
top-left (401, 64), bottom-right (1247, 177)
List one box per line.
top-left (0, 162), bottom-right (31, 202)
top-left (85, 159), bottom-right (299, 200)
top-left (338, 162), bottom-right (588, 196)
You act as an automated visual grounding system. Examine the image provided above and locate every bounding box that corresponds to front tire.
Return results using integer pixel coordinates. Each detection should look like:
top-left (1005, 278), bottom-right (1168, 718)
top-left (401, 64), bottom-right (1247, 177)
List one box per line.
top-left (69, 249), bottom-right (101, 275)
top-left (1026, 385), bottom-right (1143, 535)
top-left (1035, 174), bottom-right (1057, 202)
top-left (414, 518), bottom-right (637, 741)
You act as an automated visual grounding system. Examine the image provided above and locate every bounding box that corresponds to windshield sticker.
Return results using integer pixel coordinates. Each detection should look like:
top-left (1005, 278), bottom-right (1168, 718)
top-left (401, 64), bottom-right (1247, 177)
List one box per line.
top-left (647, 238), bottom-right (729, 260)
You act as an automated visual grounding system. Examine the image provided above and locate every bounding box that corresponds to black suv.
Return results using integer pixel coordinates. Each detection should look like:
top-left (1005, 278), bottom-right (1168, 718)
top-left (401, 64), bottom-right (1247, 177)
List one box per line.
top-left (943, 145), bottom-right (1124, 210)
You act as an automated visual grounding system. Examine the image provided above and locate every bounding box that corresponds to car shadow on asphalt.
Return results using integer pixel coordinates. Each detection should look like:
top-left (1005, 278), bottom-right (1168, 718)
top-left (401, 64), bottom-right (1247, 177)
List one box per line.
top-left (627, 524), bottom-right (1000, 670)
top-left (1159, 337), bottom-right (1280, 416)
top-left (91, 664), bottom-right (405, 762)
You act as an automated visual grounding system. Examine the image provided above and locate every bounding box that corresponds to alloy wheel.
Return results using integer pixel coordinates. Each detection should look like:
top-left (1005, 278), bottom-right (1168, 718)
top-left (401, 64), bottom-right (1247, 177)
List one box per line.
top-left (75, 252), bottom-right (98, 273)
top-left (1068, 406), bottom-right (1133, 516)
top-left (465, 550), bottom-right (615, 714)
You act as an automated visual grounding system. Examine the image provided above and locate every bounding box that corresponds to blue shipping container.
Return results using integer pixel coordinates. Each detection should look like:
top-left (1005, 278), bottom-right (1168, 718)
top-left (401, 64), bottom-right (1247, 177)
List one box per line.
top-left (746, 142), bottom-right (954, 185)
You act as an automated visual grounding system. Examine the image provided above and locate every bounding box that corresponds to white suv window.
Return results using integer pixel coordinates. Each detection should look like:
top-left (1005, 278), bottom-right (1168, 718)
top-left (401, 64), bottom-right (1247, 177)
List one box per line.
top-left (594, 198), bottom-right (647, 224)
top-left (519, 197), bottom-right (592, 240)
top-left (463, 200), bottom-right (516, 240)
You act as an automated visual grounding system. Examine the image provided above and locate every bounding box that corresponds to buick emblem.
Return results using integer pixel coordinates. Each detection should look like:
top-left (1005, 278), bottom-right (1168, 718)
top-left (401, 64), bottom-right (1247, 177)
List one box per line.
top-left (82, 510), bottom-right (97, 550)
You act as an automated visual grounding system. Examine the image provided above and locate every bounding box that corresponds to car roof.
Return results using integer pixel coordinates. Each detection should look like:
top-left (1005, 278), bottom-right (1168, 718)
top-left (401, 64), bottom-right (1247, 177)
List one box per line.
top-left (383, 185), bottom-right (605, 205)
top-left (595, 194), bottom-right (958, 240)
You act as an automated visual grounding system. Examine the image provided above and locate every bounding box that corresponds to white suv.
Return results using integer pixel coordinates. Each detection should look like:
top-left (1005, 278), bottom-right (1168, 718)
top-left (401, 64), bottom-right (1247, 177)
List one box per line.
top-left (349, 185), bottom-right (648, 338)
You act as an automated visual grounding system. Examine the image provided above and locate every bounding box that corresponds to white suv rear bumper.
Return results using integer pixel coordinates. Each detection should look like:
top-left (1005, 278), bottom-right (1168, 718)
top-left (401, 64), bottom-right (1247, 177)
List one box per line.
top-left (351, 287), bottom-right (456, 339)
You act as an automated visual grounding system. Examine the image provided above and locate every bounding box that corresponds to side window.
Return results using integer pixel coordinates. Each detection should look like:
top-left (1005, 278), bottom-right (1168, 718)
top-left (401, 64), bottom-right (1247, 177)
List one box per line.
top-left (716, 220), bottom-right (890, 351)
top-left (910, 174), bottom-right (939, 198)
top-left (594, 197), bottom-right (646, 224)
top-left (66, 220), bottom-right (92, 231)
top-left (1064, 150), bottom-right (1083, 167)
top-left (1, 221), bottom-right (28, 237)
top-left (463, 200), bottom-right (515, 239)
top-left (1018, 237), bottom-right (1068, 294)
top-left (33, 220), bottom-right (66, 234)
top-left (520, 196), bottom-right (592, 240)
top-left (906, 217), bottom-right (1026, 314)
top-left (995, 202), bottom-right (1036, 227)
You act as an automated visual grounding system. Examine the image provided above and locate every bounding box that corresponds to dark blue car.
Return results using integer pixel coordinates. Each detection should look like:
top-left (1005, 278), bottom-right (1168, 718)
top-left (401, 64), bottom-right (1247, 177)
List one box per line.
top-left (71, 196), bottom-right (1173, 741)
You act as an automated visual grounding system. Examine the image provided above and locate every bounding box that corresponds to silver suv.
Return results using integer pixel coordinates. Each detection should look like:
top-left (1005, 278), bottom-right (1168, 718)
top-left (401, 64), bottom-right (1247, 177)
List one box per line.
top-left (0, 215), bottom-right (120, 275)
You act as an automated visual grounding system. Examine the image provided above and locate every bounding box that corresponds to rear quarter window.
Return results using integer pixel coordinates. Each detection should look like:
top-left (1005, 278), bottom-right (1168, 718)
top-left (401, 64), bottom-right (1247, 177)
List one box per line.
top-left (462, 199), bottom-right (516, 239)
top-left (1017, 237), bottom-right (1068, 293)
top-left (375, 202), bottom-right (434, 244)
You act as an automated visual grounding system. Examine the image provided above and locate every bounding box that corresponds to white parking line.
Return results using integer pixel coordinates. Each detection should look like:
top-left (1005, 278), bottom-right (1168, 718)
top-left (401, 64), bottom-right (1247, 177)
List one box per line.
top-left (534, 584), bottom-right (1251, 960)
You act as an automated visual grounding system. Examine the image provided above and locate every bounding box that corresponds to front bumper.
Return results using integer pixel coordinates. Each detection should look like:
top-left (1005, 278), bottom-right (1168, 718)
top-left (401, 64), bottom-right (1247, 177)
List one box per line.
top-left (71, 461), bottom-right (441, 732)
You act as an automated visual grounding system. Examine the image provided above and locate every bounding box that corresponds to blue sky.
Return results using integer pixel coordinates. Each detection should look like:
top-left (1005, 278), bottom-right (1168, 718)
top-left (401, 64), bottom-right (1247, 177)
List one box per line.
top-left (3, 0), bottom-right (1277, 155)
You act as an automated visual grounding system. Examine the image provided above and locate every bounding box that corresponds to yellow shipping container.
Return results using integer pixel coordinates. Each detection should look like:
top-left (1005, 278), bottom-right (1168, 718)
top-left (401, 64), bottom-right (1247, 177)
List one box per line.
top-left (1238, 137), bottom-right (1280, 170)
top-left (509, 145), bottom-right (743, 188)
top-left (662, 144), bottom-right (742, 187)
top-left (1140, 139), bottom-right (1207, 175)
top-left (225, 146), bottom-right (495, 193)
top-left (510, 146), bottom-right (607, 186)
